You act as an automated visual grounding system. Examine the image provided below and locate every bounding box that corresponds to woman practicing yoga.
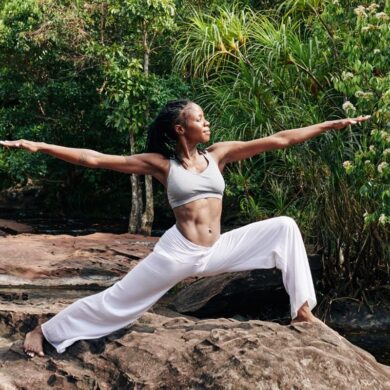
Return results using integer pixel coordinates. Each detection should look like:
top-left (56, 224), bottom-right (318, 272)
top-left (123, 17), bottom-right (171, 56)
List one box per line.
top-left (0, 100), bottom-right (370, 357)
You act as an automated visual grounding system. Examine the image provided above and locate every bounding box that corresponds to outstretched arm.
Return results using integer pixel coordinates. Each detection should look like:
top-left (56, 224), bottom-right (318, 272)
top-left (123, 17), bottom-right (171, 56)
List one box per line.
top-left (208, 115), bottom-right (371, 165)
top-left (0, 139), bottom-right (165, 176)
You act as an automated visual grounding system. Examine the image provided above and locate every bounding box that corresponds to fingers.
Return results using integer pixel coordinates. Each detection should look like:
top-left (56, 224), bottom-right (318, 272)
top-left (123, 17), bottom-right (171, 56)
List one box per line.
top-left (0, 140), bottom-right (23, 149)
top-left (330, 114), bottom-right (371, 130)
top-left (0, 140), bottom-right (20, 148)
top-left (354, 115), bottom-right (371, 122)
top-left (345, 115), bottom-right (371, 126)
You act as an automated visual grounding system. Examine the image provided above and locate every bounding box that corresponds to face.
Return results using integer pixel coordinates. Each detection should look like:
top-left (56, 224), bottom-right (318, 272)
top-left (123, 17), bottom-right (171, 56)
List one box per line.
top-left (176, 103), bottom-right (211, 144)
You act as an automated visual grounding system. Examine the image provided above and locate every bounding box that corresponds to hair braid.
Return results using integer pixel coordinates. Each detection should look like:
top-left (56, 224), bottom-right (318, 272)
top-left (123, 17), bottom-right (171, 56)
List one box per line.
top-left (146, 99), bottom-right (192, 161)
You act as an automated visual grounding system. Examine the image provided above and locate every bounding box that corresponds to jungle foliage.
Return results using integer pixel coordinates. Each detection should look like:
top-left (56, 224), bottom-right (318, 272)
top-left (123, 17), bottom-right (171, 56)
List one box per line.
top-left (0, 0), bottom-right (389, 303)
top-left (175, 0), bottom-right (389, 305)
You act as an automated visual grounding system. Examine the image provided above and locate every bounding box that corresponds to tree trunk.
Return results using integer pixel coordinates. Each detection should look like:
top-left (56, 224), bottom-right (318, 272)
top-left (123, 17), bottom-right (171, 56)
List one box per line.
top-left (140, 26), bottom-right (154, 235)
top-left (140, 174), bottom-right (154, 235)
top-left (128, 131), bottom-right (143, 233)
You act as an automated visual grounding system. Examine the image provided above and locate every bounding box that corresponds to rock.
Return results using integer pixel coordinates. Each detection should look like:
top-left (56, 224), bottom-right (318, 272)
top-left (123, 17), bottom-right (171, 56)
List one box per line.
top-left (324, 299), bottom-right (390, 366)
top-left (170, 269), bottom-right (291, 322)
top-left (169, 259), bottom-right (390, 365)
top-left (0, 219), bottom-right (34, 235)
top-left (0, 230), bottom-right (389, 388)
top-left (169, 254), bottom-right (321, 323)
top-left (0, 313), bottom-right (390, 389)
top-left (0, 231), bottom-right (159, 341)
top-left (0, 231), bottom-right (157, 283)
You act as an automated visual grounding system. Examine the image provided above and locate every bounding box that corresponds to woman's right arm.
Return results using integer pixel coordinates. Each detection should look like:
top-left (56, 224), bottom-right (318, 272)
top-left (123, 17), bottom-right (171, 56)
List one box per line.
top-left (0, 140), bottom-right (168, 178)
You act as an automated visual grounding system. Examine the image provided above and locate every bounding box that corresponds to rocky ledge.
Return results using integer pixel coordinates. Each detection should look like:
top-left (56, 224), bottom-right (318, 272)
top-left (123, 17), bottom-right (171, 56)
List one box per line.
top-left (2, 313), bottom-right (390, 390)
top-left (0, 226), bottom-right (389, 389)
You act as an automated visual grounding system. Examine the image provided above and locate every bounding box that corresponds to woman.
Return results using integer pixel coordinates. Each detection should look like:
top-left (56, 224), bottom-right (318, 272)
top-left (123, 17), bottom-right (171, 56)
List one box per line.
top-left (0, 99), bottom-right (370, 357)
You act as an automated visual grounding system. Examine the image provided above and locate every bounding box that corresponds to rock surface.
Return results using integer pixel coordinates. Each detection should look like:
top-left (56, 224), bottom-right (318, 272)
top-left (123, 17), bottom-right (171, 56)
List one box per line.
top-left (0, 228), bottom-right (389, 389)
top-left (170, 269), bottom-right (292, 321)
top-left (0, 219), bottom-right (34, 235)
top-left (0, 231), bottom-right (157, 282)
top-left (169, 253), bottom-right (322, 321)
top-left (1, 313), bottom-right (390, 389)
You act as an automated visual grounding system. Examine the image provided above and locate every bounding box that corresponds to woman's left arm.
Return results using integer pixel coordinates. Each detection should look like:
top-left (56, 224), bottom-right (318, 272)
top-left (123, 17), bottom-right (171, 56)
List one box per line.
top-left (209, 115), bottom-right (371, 165)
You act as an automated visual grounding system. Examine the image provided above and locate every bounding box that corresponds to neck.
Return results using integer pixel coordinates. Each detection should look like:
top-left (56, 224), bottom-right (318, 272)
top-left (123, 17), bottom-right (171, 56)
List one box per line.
top-left (176, 142), bottom-right (199, 160)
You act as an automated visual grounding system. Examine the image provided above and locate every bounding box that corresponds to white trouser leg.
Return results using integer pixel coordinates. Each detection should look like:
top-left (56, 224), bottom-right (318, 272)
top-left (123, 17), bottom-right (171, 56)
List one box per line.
top-left (41, 232), bottom-right (196, 353)
top-left (199, 216), bottom-right (317, 319)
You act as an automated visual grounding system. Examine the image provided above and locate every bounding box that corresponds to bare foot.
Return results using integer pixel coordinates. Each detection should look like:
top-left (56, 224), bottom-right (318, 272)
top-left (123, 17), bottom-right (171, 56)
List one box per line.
top-left (291, 302), bottom-right (324, 325)
top-left (24, 326), bottom-right (45, 358)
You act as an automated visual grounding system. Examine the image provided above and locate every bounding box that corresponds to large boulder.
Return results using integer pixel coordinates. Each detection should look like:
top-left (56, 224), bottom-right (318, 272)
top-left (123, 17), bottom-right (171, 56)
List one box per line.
top-left (170, 269), bottom-right (291, 321)
top-left (169, 254), bottom-right (322, 323)
top-left (169, 259), bottom-right (390, 363)
top-left (1, 312), bottom-right (390, 389)
top-left (0, 228), bottom-right (389, 389)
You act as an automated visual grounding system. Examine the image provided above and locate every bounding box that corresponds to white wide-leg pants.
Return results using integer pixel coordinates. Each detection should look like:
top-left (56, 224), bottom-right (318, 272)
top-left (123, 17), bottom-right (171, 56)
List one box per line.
top-left (41, 216), bottom-right (317, 353)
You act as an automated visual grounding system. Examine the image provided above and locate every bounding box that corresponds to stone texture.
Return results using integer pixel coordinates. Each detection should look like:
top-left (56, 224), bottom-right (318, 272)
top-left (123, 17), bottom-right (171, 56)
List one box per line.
top-left (0, 228), bottom-right (389, 389)
top-left (169, 269), bottom-right (291, 320)
top-left (169, 253), bottom-right (322, 321)
top-left (0, 232), bottom-right (157, 283)
top-left (0, 219), bottom-right (34, 235)
top-left (1, 313), bottom-right (390, 389)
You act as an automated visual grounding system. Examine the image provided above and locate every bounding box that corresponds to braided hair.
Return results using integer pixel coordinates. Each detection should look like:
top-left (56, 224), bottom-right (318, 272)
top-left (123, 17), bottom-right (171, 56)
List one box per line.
top-left (146, 99), bottom-right (195, 162)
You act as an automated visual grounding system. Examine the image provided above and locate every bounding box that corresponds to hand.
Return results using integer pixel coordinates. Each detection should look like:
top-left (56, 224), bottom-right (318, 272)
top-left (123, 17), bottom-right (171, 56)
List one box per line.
top-left (324, 115), bottom-right (371, 130)
top-left (0, 139), bottom-right (41, 153)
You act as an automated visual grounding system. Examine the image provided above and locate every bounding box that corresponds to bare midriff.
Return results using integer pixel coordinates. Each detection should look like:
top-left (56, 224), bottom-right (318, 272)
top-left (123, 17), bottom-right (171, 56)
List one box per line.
top-left (173, 197), bottom-right (222, 247)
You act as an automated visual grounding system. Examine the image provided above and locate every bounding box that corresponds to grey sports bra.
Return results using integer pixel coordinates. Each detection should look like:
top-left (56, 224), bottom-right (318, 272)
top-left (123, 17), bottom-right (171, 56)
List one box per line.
top-left (167, 150), bottom-right (225, 209)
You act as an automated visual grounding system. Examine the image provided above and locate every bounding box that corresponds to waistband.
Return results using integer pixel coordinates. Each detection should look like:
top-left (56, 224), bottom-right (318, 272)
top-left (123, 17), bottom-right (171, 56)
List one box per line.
top-left (156, 224), bottom-right (220, 256)
top-left (172, 224), bottom-right (219, 250)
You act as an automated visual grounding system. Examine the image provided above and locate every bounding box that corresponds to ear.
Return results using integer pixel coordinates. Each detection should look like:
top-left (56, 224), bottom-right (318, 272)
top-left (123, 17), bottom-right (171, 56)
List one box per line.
top-left (174, 124), bottom-right (185, 136)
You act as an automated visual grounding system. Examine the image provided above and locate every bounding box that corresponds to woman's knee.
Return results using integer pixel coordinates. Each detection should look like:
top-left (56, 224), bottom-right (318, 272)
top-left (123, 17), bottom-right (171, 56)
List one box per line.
top-left (274, 216), bottom-right (298, 229)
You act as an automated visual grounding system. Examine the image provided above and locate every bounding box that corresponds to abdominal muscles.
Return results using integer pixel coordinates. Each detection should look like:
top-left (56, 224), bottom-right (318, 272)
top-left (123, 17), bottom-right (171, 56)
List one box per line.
top-left (173, 198), bottom-right (223, 247)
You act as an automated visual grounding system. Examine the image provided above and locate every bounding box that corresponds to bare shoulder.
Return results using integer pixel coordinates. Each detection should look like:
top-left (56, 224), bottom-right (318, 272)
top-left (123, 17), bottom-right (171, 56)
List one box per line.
top-left (207, 141), bottom-right (235, 158)
top-left (132, 152), bottom-right (170, 181)
top-left (207, 141), bottom-right (242, 163)
top-left (132, 153), bottom-right (169, 174)
top-left (206, 141), bottom-right (242, 171)
top-left (136, 152), bottom-right (169, 170)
